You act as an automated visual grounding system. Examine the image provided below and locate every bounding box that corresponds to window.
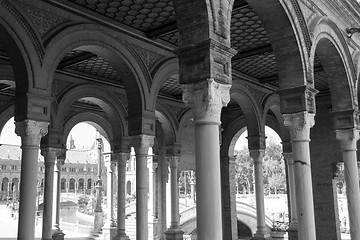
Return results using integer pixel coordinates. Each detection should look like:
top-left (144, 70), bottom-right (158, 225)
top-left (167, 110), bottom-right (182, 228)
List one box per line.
top-left (11, 165), bottom-right (17, 170)
top-left (61, 167), bottom-right (67, 172)
top-left (1, 165), bottom-right (6, 170)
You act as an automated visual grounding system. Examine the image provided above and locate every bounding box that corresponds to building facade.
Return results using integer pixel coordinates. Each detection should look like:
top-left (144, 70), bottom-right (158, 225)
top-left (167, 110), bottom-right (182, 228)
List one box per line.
top-left (0, 0), bottom-right (360, 240)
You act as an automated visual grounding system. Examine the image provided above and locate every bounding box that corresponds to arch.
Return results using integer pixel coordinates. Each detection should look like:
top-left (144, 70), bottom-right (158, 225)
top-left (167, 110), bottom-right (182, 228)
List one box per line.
top-left (310, 19), bottom-right (356, 111)
top-left (69, 178), bottom-right (75, 191)
top-left (150, 58), bottom-right (179, 110)
top-left (0, 105), bottom-right (14, 135)
top-left (63, 112), bottom-right (114, 150)
top-left (155, 102), bottom-right (179, 146)
top-left (230, 82), bottom-right (264, 138)
top-left (60, 178), bottom-right (66, 192)
top-left (44, 23), bottom-right (150, 123)
top-left (0, 2), bottom-right (43, 94)
top-left (246, 0), bottom-right (311, 88)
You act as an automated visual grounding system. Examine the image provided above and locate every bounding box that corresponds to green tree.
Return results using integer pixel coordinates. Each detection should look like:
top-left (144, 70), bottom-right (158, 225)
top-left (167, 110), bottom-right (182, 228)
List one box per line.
top-left (235, 146), bottom-right (254, 194)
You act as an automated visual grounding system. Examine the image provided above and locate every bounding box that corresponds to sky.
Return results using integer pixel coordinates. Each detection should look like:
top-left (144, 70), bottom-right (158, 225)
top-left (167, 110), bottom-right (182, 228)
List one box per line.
top-left (0, 117), bottom-right (281, 150)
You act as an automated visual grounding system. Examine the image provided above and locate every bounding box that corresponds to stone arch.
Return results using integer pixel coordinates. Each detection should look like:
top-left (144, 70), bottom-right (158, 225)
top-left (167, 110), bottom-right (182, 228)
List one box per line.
top-left (221, 116), bottom-right (247, 158)
top-left (54, 84), bottom-right (126, 140)
top-left (262, 93), bottom-right (290, 142)
top-left (0, 105), bottom-right (14, 135)
top-left (43, 24), bottom-right (150, 126)
top-left (177, 109), bottom-right (195, 171)
top-left (0, 2), bottom-right (44, 94)
top-left (310, 19), bottom-right (357, 111)
top-left (155, 102), bottom-right (179, 146)
top-left (230, 82), bottom-right (264, 141)
top-left (246, 0), bottom-right (311, 88)
top-left (63, 112), bottom-right (113, 149)
top-left (60, 178), bottom-right (66, 192)
top-left (150, 58), bottom-right (179, 111)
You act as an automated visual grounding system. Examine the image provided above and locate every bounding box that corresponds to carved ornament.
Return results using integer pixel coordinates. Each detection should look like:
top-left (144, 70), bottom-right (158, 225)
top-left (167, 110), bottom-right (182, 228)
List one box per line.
top-left (15, 120), bottom-right (49, 146)
top-left (182, 78), bottom-right (230, 124)
top-left (283, 111), bottom-right (315, 140)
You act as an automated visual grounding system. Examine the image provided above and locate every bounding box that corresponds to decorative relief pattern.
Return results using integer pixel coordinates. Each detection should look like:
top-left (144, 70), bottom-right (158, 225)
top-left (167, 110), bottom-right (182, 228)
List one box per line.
top-left (15, 1), bottom-right (67, 37)
top-left (182, 78), bottom-right (231, 123)
top-left (283, 111), bottom-right (315, 140)
top-left (131, 44), bottom-right (164, 70)
top-left (15, 120), bottom-right (49, 146)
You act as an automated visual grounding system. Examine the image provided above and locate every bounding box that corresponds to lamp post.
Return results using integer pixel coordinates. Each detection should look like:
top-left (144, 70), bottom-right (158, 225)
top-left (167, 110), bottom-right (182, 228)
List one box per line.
top-left (93, 137), bottom-right (104, 234)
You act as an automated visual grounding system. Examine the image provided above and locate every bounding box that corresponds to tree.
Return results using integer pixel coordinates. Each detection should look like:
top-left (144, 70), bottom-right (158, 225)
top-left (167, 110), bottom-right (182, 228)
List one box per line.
top-left (235, 146), bottom-right (254, 194)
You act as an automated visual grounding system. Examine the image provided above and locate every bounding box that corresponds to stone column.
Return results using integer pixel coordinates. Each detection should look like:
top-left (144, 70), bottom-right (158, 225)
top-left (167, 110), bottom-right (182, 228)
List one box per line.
top-left (182, 79), bottom-right (230, 240)
top-left (52, 157), bottom-right (65, 240)
top-left (250, 150), bottom-right (271, 239)
top-left (93, 137), bottom-right (104, 234)
top-left (41, 148), bottom-right (61, 240)
top-left (336, 129), bottom-right (360, 239)
top-left (103, 153), bottom-right (117, 239)
top-left (149, 159), bottom-right (159, 240)
top-left (189, 171), bottom-right (196, 205)
top-left (165, 156), bottom-right (183, 240)
top-left (15, 120), bottom-right (49, 240)
top-left (283, 112), bottom-right (316, 240)
top-left (133, 135), bottom-right (154, 240)
top-left (113, 152), bottom-right (130, 240)
top-left (283, 152), bottom-right (298, 239)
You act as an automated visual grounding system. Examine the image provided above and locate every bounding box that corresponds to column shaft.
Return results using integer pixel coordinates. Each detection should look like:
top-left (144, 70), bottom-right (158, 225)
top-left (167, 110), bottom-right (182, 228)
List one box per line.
top-left (284, 112), bottom-right (316, 240)
top-left (336, 129), bottom-right (360, 239)
top-left (113, 153), bottom-right (129, 240)
top-left (169, 157), bottom-right (179, 228)
top-left (283, 153), bottom-right (298, 232)
top-left (41, 148), bottom-right (60, 240)
top-left (16, 120), bottom-right (49, 240)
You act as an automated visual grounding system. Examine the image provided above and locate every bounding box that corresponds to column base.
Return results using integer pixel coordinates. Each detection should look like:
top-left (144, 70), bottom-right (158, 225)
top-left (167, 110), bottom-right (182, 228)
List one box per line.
top-left (287, 229), bottom-right (298, 240)
top-left (52, 231), bottom-right (65, 240)
top-left (112, 231), bottom-right (130, 240)
top-left (102, 226), bottom-right (117, 239)
top-left (252, 232), bottom-right (272, 240)
top-left (165, 228), bottom-right (184, 240)
top-left (94, 212), bottom-right (104, 233)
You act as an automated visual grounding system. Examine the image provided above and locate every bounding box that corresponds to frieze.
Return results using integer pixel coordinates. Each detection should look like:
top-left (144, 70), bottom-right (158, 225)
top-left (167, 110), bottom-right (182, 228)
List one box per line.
top-left (15, 1), bottom-right (67, 37)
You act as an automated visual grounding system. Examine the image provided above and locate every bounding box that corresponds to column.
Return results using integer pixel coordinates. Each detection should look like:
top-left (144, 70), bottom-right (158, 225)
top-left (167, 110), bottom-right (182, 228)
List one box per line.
top-left (189, 171), bottom-right (195, 205)
top-left (149, 158), bottom-right (159, 240)
top-left (283, 152), bottom-right (298, 239)
top-left (133, 135), bottom-right (154, 240)
top-left (182, 79), bottom-right (230, 240)
top-left (41, 148), bottom-right (61, 240)
top-left (103, 153), bottom-right (117, 239)
top-left (93, 137), bottom-right (104, 233)
top-left (283, 112), bottom-right (316, 240)
top-left (15, 120), bottom-right (49, 240)
top-left (52, 158), bottom-right (65, 240)
top-left (113, 152), bottom-right (130, 240)
top-left (165, 156), bottom-right (183, 240)
top-left (336, 129), bottom-right (360, 239)
top-left (250, 150), bottom-right (271, 239)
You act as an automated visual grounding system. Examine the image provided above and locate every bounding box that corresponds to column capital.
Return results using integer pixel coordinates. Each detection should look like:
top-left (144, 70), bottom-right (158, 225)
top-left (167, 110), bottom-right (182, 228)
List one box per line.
top-left (335, 128), bottom-right (359, 151)
top-left (182, 78), bottom-right (230, 124)
top-left (283, 111), bottom-right (315, 140)
top-left (130, 134), bottom-right (154, 155)
top-left (167, 156), bottom-right (180, 168)
top-left (112, 152), bottom-right (130, 166)
top-left (41, 147), bottom-right (62, 165)
top-left (15, 120), bottom-right (49, 146)
top-left (249, 149), bottom-right (265, 163)
top-left (282, 152), bottom-right (294, 165)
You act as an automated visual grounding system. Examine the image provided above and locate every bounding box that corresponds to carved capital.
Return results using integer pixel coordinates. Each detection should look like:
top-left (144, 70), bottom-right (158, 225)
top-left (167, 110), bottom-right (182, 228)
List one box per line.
top-left (167, 156), bottom-right (180, 168)
top-left (130, 134), bottom-right (155, 155)
top-left (283, 112), bottom-right (315, 141)
top-left (335, 128), bottom-right (359, 151)
top-left (41, 147), bottom-right (62, 165)
top-left (249, 149), bottom-right (265, 164)
top-left (182, 78), bottom-right (230, 124)
top-left (113, 152), bottom-right (130, 166)
top-left (15, 120), bottom-right (49, 146)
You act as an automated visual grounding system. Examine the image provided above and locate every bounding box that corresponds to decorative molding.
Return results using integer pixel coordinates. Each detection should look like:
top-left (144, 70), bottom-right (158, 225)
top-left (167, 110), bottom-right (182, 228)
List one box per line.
top-left (182, 78), bottom-right (231, 124)
top-left (168, 104), bottom-right (185, 119)
top-left (131, 44), bottom-right (164, 70)
top-left (2, 0), bottom-right (44, 63)
top-left (249, 149), bottom-right (265, 164)
top-left (335, 128), bottom-right (359, 151)
top-left (116, 93), bottom-right (128, 111)
top-left (15, 1), bottom-right (67, 37)
top-left (130, 134), bottom-right (155, 155)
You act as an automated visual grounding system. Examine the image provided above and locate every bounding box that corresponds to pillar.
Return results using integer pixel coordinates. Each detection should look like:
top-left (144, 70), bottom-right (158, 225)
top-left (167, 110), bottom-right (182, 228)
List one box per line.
top-left (165, 156), bottom-right (183, 240)
top-left (113, 152), bottom-right (130, 240)
top-left (182, 79), bottom-right (230, 240)
top-left (52, 157), bottom-right (65, 240)
top-left (250, 150), bottom-right (271, 239)
top-left (149, 158), bottom-right (159, 240)
top-left (133, 135), bottom-right (154, 240)
top-left (336, 129), bottom-right (360, 239)
top-left (15, 120), bottom-right (49, 240)
top-left (189, 171), bottom-right (195, 205)
top-left (93, 137), bottom-right (104, 234)
top-left (103, 153), bottom-right (117, 239)
top-left (41, 148), bottom-right (61, 240)
top-left (283, 152), bottom-right (298, 239)
top-left (283, 112), bottom-right (316, 240)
